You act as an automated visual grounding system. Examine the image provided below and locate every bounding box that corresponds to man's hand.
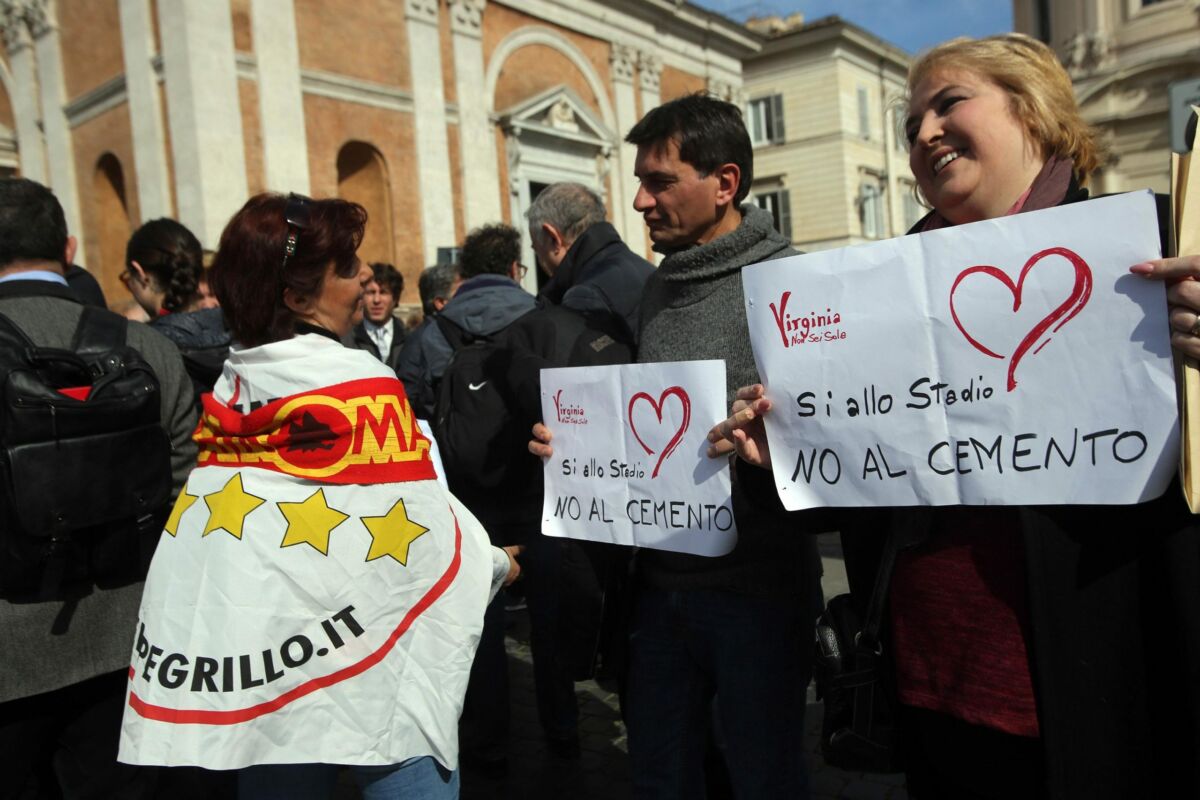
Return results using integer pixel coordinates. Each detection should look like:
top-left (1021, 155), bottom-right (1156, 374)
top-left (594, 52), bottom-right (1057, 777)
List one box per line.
top-left (528, 421), bottom-right (554, 459)
top-left (502, 545), bottom-right (524, 586)
top-left (706, 384), bottom-right (773, 469)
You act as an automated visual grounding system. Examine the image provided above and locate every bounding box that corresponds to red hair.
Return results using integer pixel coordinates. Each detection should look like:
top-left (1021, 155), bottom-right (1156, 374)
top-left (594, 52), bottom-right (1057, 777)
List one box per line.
top-left (210, 193), bottom-right (367, 347)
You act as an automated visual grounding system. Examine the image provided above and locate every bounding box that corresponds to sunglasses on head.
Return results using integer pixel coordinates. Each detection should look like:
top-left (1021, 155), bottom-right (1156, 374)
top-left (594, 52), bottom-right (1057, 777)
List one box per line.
top-left (281, 193), bottom-right (313, 271)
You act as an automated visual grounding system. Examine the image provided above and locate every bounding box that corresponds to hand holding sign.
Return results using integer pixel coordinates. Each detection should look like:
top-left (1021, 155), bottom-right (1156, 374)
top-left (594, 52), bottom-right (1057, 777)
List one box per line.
top-left (540, 361), bottom-right (736, 557)
top-left (707, 384), bottom-right (773, 467)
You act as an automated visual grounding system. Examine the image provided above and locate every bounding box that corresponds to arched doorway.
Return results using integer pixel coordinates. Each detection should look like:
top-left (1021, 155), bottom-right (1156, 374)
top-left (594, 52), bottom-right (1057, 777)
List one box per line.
top-left (93, 153), bottom-right (132, 302)
top-left (336, 141), bottom-right (395, 273)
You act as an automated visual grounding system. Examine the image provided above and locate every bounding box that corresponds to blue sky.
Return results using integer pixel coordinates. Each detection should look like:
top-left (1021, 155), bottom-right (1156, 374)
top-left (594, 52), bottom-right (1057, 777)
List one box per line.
top-left (693, 0), bottom-right (1014, 54)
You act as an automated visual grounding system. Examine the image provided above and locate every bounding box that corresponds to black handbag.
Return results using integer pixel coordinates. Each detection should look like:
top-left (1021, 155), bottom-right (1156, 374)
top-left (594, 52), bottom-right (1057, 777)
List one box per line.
top-left (813, 530), bottom-right (903, 773)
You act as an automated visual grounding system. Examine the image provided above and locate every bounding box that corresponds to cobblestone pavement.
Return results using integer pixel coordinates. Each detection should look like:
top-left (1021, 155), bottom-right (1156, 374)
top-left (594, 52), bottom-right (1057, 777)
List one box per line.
top-left (342, 534), bottom-right (909, 799)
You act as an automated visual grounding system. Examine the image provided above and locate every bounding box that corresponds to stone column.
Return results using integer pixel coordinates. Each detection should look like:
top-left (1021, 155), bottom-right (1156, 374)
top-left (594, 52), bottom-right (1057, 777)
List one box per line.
top-left (250, 0), bottom-right (309, 194)
top-left (156, 0), bottom-right (248, 248)
top-left (0, 3), bottom-right (46, 185)
top-left (405, 0), bottom-right (455, 264)
top-left (448, 0), bottom-right (500, 230)
top-left (118, 0), bottom-right (172, 219)
top-left (637, 51), bottom-right (660, 118)
top-left (29, 0), bottom-right (85, 262)
top-left (609, 43), bottom-right (641, 242)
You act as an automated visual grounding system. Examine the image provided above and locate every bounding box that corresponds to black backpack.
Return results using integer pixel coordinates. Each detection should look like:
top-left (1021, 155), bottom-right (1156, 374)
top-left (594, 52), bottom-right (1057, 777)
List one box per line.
top-left (0, 307), bottom-right (172, 600)
top-left (431, 315), bottom-right (538, 521)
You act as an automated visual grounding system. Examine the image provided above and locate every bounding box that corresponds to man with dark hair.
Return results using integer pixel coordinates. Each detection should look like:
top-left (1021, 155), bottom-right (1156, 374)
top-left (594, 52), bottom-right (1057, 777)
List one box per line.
top-left (408, 224), bottom-right (533, 419)
top-left (0, 178), bottom-right (196, 797)
top-left (534, 93), bottom-right (821, 798)
top-left (408, 224), bottom-right (534, 773)
top-left (396, 262), bottom-right (461, 413)
top-left (626, 92), bottom-right (819, 799)
top-left (346, 261), bottom-right (406, 373)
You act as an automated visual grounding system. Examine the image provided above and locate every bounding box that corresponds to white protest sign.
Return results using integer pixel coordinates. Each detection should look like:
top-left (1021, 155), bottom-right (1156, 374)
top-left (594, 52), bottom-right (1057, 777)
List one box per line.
top-left (540, 361), bottom-right (736, 556)
top-left (742, 191), bottom-right (1178, 510)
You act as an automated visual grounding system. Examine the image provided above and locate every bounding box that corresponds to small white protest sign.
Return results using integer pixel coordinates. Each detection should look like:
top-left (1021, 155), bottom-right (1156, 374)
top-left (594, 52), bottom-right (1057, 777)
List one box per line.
top-left (741, 190), bottom-right (1178, 510)
top-left (540, 360), bottom-right (736, 556)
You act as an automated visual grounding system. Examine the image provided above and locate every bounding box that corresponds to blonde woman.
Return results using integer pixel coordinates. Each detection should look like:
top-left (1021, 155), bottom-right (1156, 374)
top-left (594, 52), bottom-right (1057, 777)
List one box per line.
top-left (710, 34), bottom-right (1200, 800)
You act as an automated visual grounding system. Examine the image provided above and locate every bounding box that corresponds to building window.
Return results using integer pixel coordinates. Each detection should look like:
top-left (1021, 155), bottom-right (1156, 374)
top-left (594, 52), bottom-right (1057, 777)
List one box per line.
top-left (860, 180), bottom-right (886, 239)
top-left (903, 185), bottom-right (926, 230)
top-left (747, 95), bottom-right (785, 145)
top-left (753, 189), bottom-right (792, 239)
top-left (857, 86), bottom-right (871, 139)
top-left (1034, 0), bottom-right (1051, 42)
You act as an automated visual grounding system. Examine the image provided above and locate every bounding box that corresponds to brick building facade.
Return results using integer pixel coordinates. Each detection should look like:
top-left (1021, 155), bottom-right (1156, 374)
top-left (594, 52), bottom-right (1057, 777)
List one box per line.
top-left (0, 0), bottom-right (756, 305)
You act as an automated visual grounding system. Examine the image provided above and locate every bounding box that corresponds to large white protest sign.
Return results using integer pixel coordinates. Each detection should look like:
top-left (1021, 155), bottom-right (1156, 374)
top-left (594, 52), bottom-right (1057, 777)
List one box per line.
top-left (540, 361), bottom-right (736, 556)
top-left (742, 191), bottom-right (1178, 510)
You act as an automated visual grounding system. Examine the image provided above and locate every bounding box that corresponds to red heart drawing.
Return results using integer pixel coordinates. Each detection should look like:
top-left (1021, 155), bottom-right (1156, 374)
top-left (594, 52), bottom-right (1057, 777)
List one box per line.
top-left (949, 246), bottom-right (1092, 392)
top-left (627, 387), bottom-right (691, 479)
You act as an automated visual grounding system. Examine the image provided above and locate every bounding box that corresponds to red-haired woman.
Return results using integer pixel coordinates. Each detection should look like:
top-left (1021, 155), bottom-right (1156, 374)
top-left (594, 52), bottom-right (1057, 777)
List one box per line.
top-left (120, 194), bottom-right (519, 799)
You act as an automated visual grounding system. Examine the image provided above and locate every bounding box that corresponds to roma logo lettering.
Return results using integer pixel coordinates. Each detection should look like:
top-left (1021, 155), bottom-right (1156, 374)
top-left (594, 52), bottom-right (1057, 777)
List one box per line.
top-left (196, 378), bottom-right (435, 484)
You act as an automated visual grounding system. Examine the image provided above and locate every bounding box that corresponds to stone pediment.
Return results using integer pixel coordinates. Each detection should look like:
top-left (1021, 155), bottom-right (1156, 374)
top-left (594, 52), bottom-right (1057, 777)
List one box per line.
top-left (1078, 55), bottom-right (1200, 121)
top-left (497, 85), bottom-right (612, 147)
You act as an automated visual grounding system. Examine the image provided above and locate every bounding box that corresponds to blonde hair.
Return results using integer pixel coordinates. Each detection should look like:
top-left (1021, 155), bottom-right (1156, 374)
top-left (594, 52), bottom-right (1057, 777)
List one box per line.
top-left (907, 33), bottom-right (1104, 185)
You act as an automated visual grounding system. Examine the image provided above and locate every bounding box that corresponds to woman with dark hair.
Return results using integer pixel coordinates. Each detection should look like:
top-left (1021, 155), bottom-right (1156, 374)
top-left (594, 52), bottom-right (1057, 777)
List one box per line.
top-left (123, 217), bottom-right (206, 316)
top-left (120, 193), bottom-right (519, 799)
top-left (703, 34), bottom-right (1200, 800)
top-left (123, 217), bottom-right (230, 404)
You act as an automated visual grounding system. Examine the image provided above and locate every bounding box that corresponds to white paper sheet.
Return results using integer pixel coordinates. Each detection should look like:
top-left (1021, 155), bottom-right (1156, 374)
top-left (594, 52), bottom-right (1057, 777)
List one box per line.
top-left (539, 360), bottom-right (737, 556)
top-left (741, 191), bottom-right (1178, 509)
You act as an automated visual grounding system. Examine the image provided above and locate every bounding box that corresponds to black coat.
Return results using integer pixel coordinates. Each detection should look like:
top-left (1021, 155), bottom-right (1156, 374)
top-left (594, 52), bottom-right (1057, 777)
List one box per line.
top-left (537, 221), bottom-right (654, 346)
top-left (346, 318), bottom-right (406, 374)
top-left (838, 189), bottom-right (1200, 799)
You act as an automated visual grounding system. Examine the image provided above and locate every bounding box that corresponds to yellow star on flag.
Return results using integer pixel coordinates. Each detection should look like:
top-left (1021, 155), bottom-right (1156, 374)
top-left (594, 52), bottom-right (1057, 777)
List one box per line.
top-left (277, 489), bottom-right (349, 556)
top-left (164, 487), bottom-right (198, 537)
top-left (202, 473), bottom-right (265, 539)
top-left (361, 499), bottom-right (429, 566)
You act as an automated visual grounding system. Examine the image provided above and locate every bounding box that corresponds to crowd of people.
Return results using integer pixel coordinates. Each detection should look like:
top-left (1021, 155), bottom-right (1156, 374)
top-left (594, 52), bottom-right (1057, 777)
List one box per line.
top-left (2, 31), bottom-right (1199, 800)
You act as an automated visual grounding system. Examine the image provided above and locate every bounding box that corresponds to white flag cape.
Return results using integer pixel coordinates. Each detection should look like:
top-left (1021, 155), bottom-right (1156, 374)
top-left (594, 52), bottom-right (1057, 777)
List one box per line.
top-left (119, 335), bottom-right (493, 770)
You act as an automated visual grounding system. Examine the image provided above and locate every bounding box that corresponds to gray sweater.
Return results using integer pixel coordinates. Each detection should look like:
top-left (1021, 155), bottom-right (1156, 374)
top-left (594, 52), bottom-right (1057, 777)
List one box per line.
top-left (637, 205), bottom-right (821, 597)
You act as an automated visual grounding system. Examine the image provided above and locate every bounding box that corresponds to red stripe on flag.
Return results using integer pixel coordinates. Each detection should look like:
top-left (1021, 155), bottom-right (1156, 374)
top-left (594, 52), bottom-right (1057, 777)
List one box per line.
top-left (127, 510), bottom-right (465, 725)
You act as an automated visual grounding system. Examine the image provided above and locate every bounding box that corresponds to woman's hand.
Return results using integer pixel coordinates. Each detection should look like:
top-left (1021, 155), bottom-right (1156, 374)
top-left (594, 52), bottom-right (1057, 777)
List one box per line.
top-left (1131, 256), bottom-right (1200, 359)
top-left (528, 422), bottom-right (554, 459)
top-left (502, 545), bottom-right (524, 586)
top-left (705, 384), bottom-right (774, 469)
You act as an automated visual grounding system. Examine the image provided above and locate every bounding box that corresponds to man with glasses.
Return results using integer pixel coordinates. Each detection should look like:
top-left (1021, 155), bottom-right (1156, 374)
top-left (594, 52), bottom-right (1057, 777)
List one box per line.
top-left (409, 223), bottom-right (534, 775)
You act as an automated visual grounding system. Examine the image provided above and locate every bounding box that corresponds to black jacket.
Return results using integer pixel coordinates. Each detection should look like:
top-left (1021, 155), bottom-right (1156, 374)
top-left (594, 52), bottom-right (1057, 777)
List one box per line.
top-left (537, 221), bottom-right (654, 346)
top-left (346, 318), bottom-right (406, 375)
